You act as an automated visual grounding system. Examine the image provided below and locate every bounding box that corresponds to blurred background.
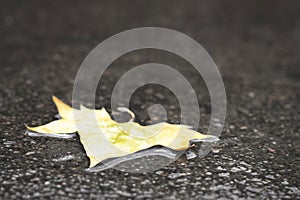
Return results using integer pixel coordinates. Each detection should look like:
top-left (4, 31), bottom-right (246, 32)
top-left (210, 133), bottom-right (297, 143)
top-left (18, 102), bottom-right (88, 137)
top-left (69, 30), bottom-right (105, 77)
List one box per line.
top-left (0, 0), bottom-right (299, 199)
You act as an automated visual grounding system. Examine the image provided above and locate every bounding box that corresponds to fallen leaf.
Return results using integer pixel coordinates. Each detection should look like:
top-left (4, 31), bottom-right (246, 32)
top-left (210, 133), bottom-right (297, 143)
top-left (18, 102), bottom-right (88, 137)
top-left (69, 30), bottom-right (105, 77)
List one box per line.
top-left (26, 96), bottom-right (217, 167)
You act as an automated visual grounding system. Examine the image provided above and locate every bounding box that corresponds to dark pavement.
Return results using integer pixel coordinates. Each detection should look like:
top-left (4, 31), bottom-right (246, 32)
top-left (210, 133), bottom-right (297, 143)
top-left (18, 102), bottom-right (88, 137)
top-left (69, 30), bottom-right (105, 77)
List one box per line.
top-left (0, 0), bottom-right (300, 199)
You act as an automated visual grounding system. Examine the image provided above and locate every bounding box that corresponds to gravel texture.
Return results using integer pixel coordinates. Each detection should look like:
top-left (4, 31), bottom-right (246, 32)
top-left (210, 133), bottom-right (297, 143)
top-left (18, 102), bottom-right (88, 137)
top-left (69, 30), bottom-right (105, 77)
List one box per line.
top-left (0, 0), bottom-right (299, 199)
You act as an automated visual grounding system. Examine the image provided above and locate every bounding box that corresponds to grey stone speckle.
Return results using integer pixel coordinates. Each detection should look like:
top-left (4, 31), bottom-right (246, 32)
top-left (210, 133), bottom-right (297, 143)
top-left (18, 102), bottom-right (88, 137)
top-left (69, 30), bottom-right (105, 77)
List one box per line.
top-left (0, 0), bottom-right (299, 199)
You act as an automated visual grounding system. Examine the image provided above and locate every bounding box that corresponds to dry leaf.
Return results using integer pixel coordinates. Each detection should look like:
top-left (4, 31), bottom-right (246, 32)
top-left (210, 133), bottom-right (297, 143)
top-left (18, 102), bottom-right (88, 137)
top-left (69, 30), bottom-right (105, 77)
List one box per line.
top-left (26, 96), bottom-right (217, 167)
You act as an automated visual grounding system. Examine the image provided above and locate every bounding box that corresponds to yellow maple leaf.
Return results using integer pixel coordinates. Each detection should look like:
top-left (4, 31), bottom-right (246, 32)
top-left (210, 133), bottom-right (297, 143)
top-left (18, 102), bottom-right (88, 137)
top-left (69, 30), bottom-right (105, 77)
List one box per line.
top-left (26, 96), bottom-right (217, 168)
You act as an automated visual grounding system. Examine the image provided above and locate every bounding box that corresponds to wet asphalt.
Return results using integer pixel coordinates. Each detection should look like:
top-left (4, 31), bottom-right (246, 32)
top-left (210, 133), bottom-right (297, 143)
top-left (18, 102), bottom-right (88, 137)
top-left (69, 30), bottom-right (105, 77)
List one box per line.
top-left (0, 0), bottom-right (300, 199)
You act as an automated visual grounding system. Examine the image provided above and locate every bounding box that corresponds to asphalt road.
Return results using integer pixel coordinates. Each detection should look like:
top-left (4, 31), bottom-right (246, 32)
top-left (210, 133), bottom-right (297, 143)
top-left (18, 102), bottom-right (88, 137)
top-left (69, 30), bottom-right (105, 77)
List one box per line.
top-left (0, 0), bottom-right (299, 199)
